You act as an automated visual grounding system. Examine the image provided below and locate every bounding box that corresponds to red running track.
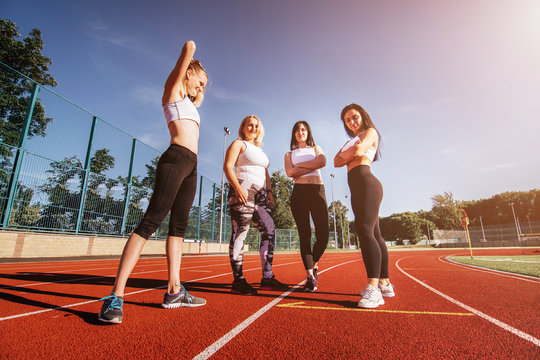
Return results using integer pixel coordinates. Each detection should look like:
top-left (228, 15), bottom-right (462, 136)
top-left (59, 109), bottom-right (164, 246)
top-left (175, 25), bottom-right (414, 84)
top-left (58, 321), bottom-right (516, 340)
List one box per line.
top-left (0, 248), bottom-right (538, 359)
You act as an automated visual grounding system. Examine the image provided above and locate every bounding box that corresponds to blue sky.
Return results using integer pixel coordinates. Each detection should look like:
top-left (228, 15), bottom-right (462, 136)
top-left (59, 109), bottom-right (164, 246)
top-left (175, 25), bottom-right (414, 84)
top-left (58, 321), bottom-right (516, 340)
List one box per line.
top-left (3, 0), bottom-right (539, 218)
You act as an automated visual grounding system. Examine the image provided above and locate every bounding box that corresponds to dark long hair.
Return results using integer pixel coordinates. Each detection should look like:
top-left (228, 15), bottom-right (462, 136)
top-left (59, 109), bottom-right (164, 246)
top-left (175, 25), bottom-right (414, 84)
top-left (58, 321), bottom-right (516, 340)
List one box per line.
top-left (340, 103), bottom-right (382, 161)
top-left (290, 121), bottom-right (315, 150)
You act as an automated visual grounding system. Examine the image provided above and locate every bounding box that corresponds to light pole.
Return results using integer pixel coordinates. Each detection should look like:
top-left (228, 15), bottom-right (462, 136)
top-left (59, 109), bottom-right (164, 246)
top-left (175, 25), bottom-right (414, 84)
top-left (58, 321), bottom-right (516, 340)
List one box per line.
top-left (509, 203), bottom-right (521, 245)
top-left (218, 127), bottom-right (230, 243)
top-left (330, 174), bottom-right (338, 248)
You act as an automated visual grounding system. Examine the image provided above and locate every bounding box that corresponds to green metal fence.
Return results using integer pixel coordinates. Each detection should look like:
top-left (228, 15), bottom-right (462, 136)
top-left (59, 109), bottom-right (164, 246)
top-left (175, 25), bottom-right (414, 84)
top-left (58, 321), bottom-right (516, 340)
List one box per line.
top-left (0, 61), bottom-right (338, 250)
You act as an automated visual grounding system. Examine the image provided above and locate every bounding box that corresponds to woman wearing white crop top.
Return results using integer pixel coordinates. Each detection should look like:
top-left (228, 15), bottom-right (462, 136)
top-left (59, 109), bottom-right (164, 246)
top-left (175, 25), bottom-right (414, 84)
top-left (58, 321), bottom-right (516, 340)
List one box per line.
top-left (334, 103), bottom-right (395, 309)
top-left (98, 41), bottom-right (208, 324)
top-left (284, 121), bottom-right (329, 292)
top-left (223, 115), bottom-right (288, 295)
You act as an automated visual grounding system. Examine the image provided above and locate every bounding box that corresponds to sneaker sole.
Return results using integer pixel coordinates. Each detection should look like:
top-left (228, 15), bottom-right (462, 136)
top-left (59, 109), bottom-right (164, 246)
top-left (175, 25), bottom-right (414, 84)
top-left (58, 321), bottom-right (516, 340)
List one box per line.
top-left (381, 292), bottom-right (395, 298)
top-left (98, 315), bottom-right (122, 324)
top-left (161, 302), bottom-right (206, 308)
top-left (358, 299), bottom-right (385, 309)
top-left (259, 286), bottom-right (289, 291)
top-left (304, 287), bottom-right (317, 293)
top-left (231, 289), bottom-right (257, 295)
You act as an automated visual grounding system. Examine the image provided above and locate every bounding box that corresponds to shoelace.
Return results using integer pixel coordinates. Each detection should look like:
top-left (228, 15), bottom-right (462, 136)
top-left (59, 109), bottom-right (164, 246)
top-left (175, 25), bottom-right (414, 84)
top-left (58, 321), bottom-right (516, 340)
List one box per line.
top-left (99, 293), bottom-right (123, 309)
top-left (180, 285), bottom-right (192, 305)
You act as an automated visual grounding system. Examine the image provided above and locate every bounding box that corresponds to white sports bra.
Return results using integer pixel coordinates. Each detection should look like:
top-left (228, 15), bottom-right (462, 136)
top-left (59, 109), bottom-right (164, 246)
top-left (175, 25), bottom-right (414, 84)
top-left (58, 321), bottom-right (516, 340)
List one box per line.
top-left (163, 96), bottom-right (200, 126)
top-left (341, 136), bottom-right (377, 161)
top-left (235, 141), bottom-right (269, 188)
top-left (291, 147), bottom-right (321, 178)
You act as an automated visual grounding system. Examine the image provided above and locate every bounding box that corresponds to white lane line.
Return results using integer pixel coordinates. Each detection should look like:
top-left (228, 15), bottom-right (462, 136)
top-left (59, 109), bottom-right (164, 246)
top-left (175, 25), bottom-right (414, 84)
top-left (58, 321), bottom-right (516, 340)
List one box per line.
top-left (396, 257), bottom-right (540, 347)
top-left (192, 259), bottom-right (360, 360)
top-left (441, 256), bottom-right (540, 283)
top-left (0, 259), bottom-right (305, 322)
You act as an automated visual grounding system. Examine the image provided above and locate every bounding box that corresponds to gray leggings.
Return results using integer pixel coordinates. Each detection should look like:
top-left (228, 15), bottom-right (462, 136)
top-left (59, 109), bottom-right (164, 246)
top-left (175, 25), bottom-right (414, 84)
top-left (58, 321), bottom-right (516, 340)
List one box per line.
top-left (228, 179), bottom-right (275, 280)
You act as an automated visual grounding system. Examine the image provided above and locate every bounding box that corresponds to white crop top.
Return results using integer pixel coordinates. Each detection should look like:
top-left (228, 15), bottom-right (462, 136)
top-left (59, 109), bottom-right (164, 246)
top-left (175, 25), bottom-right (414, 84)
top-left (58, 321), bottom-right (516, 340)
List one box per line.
top-left (163, 96), bottom-right (200, 126)
top-left (291, 147), bottom-right (321, 178)
top-left (341, 136), bottom-right (377, 161)
top-left (235, 141), bottom-right (269, 188)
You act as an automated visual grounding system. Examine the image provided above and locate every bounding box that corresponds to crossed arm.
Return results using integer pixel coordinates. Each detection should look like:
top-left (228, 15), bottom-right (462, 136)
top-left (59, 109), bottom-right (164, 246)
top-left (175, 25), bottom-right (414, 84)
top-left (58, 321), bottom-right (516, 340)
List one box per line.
top-left (284, 145), bottom-right (326, 179)
top-left (334, 128), bottom-right (378, 168)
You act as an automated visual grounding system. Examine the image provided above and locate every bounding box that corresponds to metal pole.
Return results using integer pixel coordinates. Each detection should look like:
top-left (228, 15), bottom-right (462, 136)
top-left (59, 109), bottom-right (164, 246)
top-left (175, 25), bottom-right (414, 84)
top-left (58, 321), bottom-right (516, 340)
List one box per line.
top-left (121, 138), bottom-right (137, 235)
top-left (479, 216), bottom-right (486, 242)
top-left (509, 203), bottom-right (521, 245)
top-left (219, 127), bottom-right (230, 243)
top-left (526, 214), bottom-right (532, 233)
top-left (210, 183), bottom-right (216, 242)
top-left (2, 83), bottom-right (40, 227)
top-left (330, 174), bottom-right (337, 248)
top-left (426, 222), bottom-right (431, 243)
top-left (76, 116), bottom-right (98, 233)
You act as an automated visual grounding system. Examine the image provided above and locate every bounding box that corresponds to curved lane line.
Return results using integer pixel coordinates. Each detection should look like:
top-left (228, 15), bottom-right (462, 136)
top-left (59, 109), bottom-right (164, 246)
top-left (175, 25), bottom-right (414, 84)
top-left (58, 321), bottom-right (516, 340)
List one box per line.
top-left (192, 259), bottom-right (361, 360)
top-left (440, 255), bottom-right (540, 283)
top-left (396, 256), bottom-right (540, 347)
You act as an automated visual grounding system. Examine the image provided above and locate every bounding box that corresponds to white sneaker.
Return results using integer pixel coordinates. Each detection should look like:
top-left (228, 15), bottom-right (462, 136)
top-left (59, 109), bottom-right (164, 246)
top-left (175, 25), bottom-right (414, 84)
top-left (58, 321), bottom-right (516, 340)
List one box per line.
top-left (359, 282), bottom-right (395, 297)
top-left (358, 284), bottom-right (385, 309)
top-left (379, 282), bottom-right (395, 298)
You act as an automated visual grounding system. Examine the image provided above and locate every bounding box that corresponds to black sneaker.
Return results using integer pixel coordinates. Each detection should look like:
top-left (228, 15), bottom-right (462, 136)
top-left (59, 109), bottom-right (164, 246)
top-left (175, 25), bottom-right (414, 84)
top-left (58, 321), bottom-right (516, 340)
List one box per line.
top-left (162, 285), bottom-right (206, 308)
top-left (98, 292), bottom-right (123, 324)
top-left (260, 275), bottom-right (289, 291)
top-left (231, 278), bottom-right (257, 295)
top-left (313, 268), bottom-right (319, 281)
top-left (303, 275), bottom-right (318, 292)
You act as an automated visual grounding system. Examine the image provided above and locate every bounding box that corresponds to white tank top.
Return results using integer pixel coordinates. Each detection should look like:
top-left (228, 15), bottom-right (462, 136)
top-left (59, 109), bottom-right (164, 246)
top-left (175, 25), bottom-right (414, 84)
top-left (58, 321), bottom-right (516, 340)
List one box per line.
top-left (291, 147), bottom-right (321, 178)
top-left (341, 136), bottom-right (377, 161)
top-left (235, 141), bottom-right (269, 188)
top-left (162, 96), bottom-right (200, 125)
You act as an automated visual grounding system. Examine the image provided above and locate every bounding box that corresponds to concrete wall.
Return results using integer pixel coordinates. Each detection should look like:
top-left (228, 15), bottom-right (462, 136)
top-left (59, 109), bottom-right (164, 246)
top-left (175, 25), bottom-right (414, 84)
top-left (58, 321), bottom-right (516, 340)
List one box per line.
top-left (0, 231), bottom-right (237, 259)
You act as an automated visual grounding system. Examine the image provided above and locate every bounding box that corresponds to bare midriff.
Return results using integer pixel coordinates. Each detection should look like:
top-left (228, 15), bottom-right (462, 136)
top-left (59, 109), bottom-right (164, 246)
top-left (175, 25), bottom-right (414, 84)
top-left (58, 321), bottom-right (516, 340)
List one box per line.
top-left (346, 157), bottom-right (372, 173)
top-left (295, 175), bottom-right (323, 185)
top-left (168, 119), bottom-right (199, 154)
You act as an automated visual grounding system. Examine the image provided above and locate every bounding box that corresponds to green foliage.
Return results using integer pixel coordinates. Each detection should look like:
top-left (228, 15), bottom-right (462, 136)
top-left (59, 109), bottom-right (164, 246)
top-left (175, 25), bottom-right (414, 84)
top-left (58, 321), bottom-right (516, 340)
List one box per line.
top-left (328, 200), bottom-right (350, 247)
top-left (429, 191), bottom-right (462, 230)
top-left (380, 212), bottom-right (435, 244)
top-left (269, 169), bottom-right (295, 229)
top-left (0, 19), bottom-right (57, 147)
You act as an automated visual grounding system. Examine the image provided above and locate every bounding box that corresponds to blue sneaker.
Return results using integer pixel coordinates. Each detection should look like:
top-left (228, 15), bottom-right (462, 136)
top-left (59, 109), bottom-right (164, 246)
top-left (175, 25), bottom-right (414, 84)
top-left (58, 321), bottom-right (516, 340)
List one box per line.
top-left (98, 292), bottom-right (123, 324)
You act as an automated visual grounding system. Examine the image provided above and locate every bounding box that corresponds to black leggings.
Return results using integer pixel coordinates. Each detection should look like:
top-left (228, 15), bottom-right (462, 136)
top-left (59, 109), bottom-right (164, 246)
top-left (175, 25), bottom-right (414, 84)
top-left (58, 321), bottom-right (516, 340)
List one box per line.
top-left (348, 165), bottom-right (388, 279)
top-left (134, 144), bottom-right (197, 239)
top-left (290, 184), bottom-right (329, 270)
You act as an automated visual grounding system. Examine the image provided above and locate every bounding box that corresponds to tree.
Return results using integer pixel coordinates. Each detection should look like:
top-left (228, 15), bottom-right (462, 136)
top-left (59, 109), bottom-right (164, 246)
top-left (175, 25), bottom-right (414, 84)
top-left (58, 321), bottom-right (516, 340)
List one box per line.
top-left (0, 19), bottom-right (57, 147)
top-left (328, 200), bottom-right (349, 248)
top-left (429, 191), bottom-right (462, 229)
top-left (380, 212), bottom-right (436, 244)
top-left (269, 169), bottom-right (295, 229)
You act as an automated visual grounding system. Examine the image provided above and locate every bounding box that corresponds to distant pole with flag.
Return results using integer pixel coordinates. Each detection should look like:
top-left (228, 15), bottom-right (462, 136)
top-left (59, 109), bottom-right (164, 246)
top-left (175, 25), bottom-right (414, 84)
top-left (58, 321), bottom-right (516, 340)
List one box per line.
top-left (462, 210), bottom-right (473, 259)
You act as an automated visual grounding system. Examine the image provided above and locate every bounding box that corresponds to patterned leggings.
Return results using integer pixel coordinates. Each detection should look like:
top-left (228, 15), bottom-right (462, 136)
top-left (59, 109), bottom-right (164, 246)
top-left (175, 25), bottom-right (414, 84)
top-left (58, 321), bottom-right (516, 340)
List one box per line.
top-left (228, 179), bottom-right (275, 280)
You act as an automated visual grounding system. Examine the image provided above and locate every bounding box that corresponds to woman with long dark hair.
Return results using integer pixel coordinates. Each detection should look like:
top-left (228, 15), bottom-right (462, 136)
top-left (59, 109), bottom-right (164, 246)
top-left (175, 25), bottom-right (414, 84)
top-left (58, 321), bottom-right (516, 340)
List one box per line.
top-left (284, 121), bottom-right (328, 292)
top-left (334, 104), bottom-right (394, 309)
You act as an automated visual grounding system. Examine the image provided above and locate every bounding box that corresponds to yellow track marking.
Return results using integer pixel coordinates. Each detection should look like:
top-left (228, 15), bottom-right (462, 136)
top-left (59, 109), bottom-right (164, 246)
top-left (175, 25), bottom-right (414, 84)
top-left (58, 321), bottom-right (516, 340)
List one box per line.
top-left (277, 302), bottom-right (473, 316)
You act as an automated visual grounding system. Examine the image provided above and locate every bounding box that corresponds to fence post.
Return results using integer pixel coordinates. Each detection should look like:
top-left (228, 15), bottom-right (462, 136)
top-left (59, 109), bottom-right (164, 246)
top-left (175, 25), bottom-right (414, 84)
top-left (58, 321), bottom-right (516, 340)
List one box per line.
top-left (1, 83), bottom-right (40, 228)
top-left (289, 229), bottom-right (292, 250)
top-left (75, 116), bottom-right (98, 234)
top-left (210, 183), bottom-right (216, 242)
top-left (121, 138), bottom-right (137, 235)
top-left (196, 176), bottom-right (203, 240)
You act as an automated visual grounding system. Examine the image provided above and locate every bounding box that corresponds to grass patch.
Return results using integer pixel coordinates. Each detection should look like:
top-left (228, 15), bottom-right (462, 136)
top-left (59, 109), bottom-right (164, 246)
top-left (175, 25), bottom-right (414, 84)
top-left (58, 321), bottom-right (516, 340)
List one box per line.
top-left (449, 255), bottom-right (540, 277)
